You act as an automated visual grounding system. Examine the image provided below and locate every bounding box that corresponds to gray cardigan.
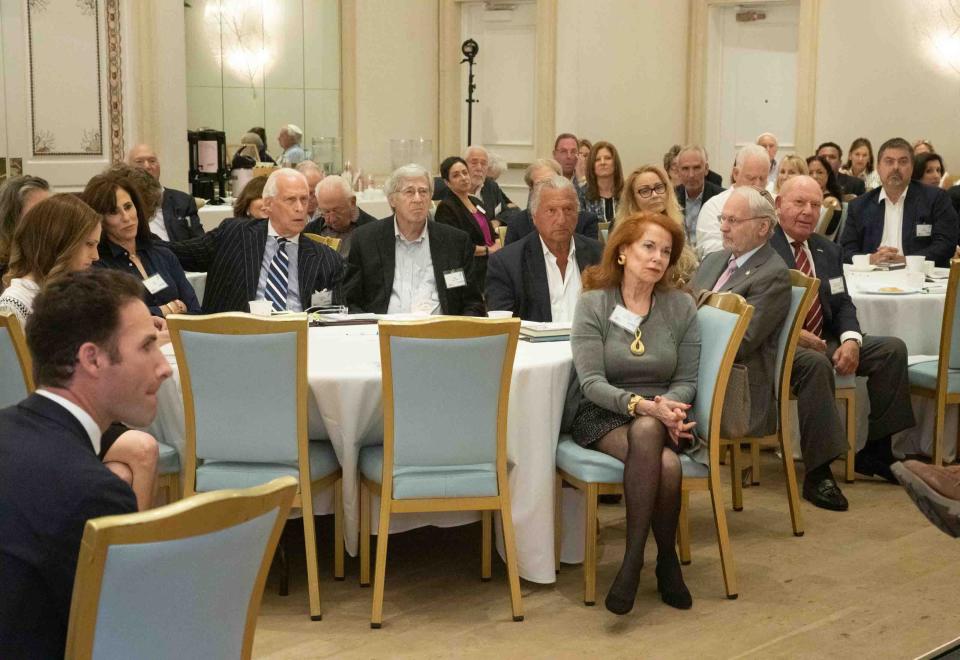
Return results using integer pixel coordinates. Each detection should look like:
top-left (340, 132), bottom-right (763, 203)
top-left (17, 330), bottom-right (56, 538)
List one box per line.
top-left (570, 286), bottom-right (700, 416)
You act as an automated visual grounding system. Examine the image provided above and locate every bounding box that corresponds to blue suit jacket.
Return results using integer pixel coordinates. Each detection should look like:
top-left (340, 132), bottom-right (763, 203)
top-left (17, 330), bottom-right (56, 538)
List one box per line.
top-left (839, 181), bottom-right (959, 266)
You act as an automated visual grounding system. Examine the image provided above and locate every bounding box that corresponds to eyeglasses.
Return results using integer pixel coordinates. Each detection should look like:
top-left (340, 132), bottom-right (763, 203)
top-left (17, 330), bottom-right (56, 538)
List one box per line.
top-left (635, 183), bottom-right (666, 198)
top-left (399, 187), bottom-right (431, 199)
top-left (717, 214), bottom-right (762, 226)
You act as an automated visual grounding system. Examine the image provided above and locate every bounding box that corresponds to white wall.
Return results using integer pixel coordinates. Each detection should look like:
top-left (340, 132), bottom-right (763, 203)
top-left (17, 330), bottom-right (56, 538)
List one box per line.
top-left (555, 0), bottom-right (690, 172)
top-left (815, 0), bottom-right (960, 168)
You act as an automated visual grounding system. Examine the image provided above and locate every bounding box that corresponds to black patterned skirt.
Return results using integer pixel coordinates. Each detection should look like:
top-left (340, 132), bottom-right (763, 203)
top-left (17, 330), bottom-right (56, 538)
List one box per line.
top-left (99, 422), bottom-right (128, 461)
top-left (570, 400), bottom-right (633, 448)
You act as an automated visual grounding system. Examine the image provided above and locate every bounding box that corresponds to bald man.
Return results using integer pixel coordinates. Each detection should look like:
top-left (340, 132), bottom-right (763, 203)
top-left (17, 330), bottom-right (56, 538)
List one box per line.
top-left (127, 144), bottom-right (204, 242)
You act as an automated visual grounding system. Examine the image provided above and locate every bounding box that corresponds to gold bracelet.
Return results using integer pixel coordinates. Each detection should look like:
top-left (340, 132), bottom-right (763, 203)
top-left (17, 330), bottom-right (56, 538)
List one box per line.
top-left (627, 394), bottom-right (645, 417)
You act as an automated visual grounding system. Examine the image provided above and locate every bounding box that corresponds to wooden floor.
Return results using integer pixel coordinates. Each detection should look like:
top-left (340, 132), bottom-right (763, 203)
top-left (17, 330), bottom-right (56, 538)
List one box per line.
top-left (252, 453), bottom-right (960, 659)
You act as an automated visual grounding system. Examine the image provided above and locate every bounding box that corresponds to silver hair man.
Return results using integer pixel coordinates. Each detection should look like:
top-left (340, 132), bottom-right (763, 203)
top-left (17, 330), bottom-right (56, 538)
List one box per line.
top-left (529, 175), bottom-right (578, 217)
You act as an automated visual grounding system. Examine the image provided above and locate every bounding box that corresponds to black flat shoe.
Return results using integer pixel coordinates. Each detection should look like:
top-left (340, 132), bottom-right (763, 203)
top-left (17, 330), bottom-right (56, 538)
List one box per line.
top-left (854, 451), bottom-right (898, 484)
top-left (803, 476), bottom-right (849, 511)
top-left (655, 559), bottom-right (692, 610)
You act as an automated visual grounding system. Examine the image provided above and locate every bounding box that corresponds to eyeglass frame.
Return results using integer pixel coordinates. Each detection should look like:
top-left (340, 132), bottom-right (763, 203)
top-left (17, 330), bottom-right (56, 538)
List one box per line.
top-left (634, 183), bottom-right (667, 199)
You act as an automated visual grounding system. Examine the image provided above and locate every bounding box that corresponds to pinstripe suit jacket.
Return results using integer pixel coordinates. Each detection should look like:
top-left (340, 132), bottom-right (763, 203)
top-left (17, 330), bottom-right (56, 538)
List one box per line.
top-left (169, 218), bottom-right (345, 313)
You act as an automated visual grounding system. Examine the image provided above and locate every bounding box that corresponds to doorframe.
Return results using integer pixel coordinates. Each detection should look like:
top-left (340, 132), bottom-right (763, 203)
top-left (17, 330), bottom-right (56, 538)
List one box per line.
top-left (686, 0), bottom-right (819, 156)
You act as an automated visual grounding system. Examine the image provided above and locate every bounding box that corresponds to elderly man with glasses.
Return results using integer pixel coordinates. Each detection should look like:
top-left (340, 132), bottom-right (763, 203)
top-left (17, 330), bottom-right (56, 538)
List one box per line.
top-left (303, 175), bottom-right (377, 257)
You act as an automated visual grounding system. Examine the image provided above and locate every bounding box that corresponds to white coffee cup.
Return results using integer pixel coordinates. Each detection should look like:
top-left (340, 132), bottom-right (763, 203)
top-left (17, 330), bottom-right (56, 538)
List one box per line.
top-left (852, 254), bottom-right (870, 269)
top-left (248, 300), bottom-right (273, 316)
top-left (905, 255), bottom-right (925, 272)
top-left (487, 310), bottom-right (513, 319)
top-left (924, 260), bottom-right (936, 275)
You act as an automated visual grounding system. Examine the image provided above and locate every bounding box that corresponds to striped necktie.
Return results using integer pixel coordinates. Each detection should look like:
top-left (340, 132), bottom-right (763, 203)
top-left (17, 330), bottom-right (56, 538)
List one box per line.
top-left (792, 241), bottom-right (823, 337)
top-left (265, 237), bottom-right (290, 312)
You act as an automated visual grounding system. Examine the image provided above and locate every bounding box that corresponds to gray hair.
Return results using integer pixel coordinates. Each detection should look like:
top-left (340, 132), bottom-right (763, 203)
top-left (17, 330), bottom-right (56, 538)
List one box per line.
top-left (463, 145), bottom-right (488, 161)
top-left (240, 132), bottom-right (264, 148)
top-left (735, 143), bottom-right (770, 169)
top-left (677, 145), bottom-right (708, 162)
top-left (529, 175), bottom-right (578, 217)
top-left (755, 132), bottom-right (778, 145)
top-left (316, 174), bottom-right (353, 199)
top-left (523, 158), bottom-right (562, 188)
top-left (384, 163), bottom-right (432, 198)
top-left (262, 168), bottom-right (307, 198)
top-left (0, 175), bottom-right (51, 263)
top-left (281, 124), bottom-right (303, 144)
top-left (730, 186), bottom-right (778, 237)
top-left (487, 152), bottom-right (507, 179)
top-left (295, 160), bottom-right (324, 176)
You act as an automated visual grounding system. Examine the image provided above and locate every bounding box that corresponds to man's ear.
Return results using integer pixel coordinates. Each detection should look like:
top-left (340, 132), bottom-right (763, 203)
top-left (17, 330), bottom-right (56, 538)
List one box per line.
top-left (75, 342), bottom-right (102, 378)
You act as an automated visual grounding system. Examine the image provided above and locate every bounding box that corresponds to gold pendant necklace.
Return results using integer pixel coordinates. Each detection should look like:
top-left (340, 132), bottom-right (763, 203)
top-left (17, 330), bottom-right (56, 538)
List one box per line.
top-left (630, 327), bottom-right (645, 356)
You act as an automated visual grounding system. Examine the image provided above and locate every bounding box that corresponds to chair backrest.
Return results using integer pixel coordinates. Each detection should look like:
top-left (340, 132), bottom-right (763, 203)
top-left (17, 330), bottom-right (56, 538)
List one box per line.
top-left (774, 270), bottom-right (819, 400)
top-left (0, 311), bottom-right (34, 407)
top-left (303, 232), bottom-right (341, 252)
top-left (65, 476), bottom-right (297, 660)
top-left (496, 225), bottom-right (507, 245)
top-left (939, 258), bottom-right (960, 372)
top-left (814, 202), bottom-right (837, 235)
top-left (379, 318), bottom-right (520, 478)
top-left (167, 314), bottom-right (308, 492)
top-left (600, 228), bottom-right (609, 244)
top-left (693, 293), bottom-right (754, 467)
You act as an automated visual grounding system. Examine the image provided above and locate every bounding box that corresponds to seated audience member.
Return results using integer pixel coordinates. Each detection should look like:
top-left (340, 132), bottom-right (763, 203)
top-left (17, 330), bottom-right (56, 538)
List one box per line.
top-left (816, 142), bottom-right (866, 197)
top-left (432, 145), bottom-right (515, 220)
top-left (576, 138), bottom-right (592, 189)
top-left (0, 269), bottom-right (170, 658)
top-left (774, 154), bottom-right (808, 196)
top-left (434, 156), bottom-right (500, 288)
top-left (296, 160), bottom-right (325, 221)
top-left (0, 195), bottom-right (161, 511)
top-left (83, 173), bottom-right (200, 318)
top-left (232, 175), bottom-right (269, 219)
top-left (248, 126), bottom-right (275, 163)
top-left (893, 461), bottom-right (960, 537)
top-left (618, 165), bottom-right (699, 287)
top-left (771, 176), bottom-right (915, 507)
top-left (674, 145), bottom-right (725, 249)
top-left (840, 137), bottom-right (959, 267)
top-left (913, 139), bottom-right (935, 156)
top-left (276, 124), bottom-right (307, 167)
top-left (914, 152), bottom-right (946, 188)
top-left (570, 211), bottom-right (699, 614)
top-left (170, 168), bottom-right (344, 313)
top-left (841, 138), bottom-right (881, 191)
top-left (695, 144), bottom-right (771, 258)
top-left (503, 159), bottom-right (599, 244)
top-left (806, 154), bottom-right (845, 238)
top-left (756, 132), bottom-right (779, 189)
top-left (231, 132), bottom-right (265, 170)
top-left (486, 176), bottom-right (602, 321)
top-left (691, 186), bottom-right (791, 441)
top-left (487, 151), bottom-right (507, 181)
top-left (580, 140), bottom-right (624, 223)
top-left (553, 133), bottom-right (582, 191)
top-left (128, 143), bottom-right (204, 242)
top-left (106, 163), bottom-right (163, 234)
top-left (303, 175), bottom-right (377, 257)
top-left (663, 144), bottom-right (683, 187)
top-left (343, 164), bottom-right (484, 316)
top-left (0, 174), bottom-right (50, 279)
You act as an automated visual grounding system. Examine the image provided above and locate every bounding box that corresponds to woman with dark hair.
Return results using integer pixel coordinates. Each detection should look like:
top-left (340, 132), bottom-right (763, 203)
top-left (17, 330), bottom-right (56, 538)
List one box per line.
top-left (82, 173), bottom-right (200, 317)
top-left (232, 175), bottom-right (269, 219)
top-left (570, 211), bottom-right (700, 615)
top-left (914, 153), bottom-right (946, 187)
top-left (434, 155), bottom-right (500, 287)
top-left (581, 141), bottom-right (624, 223)
top-left (841, 138), bottom-right (880, 190)
top-left (0, 175), bottom-right (51, 278)
top-left (806, 155), bottom-right (845, 238)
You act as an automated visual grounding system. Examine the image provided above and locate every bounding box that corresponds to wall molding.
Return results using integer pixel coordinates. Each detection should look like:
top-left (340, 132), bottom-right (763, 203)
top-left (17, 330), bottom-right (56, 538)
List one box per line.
top-left (106, 0), bottom-right (124, 162)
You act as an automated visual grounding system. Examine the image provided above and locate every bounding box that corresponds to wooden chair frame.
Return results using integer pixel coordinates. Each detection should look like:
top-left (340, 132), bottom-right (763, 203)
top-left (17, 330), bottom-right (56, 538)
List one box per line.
top-left (721, 269), bottom-right (817, 537)
top-left (0, 310), bottom-right (35, 393)
top-left (168, 313), bottom-right (344, 621)
top-left (555, 293), bottom-right (754, 603)
top-left (360, 318), bottom-right (523, 628)
top-left (814, 198), bottom-right (838, 235)
top-left (910, 259), bottom-right (960, 466)
top-left (303, 232), bottom-right (342, 252)
top-left (65, 476), bottom-right (298, 660)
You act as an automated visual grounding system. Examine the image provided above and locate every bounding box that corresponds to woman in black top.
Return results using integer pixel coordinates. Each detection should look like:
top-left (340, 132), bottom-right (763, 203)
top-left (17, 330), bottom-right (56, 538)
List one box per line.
top-left (82, 173), bottom-right (200, 316)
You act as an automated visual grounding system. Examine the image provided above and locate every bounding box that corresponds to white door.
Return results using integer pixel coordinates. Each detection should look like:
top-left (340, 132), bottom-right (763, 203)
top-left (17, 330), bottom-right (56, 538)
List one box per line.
top-left (705, 2), bottom-right (799, 181)
top-left (0, 0), bottom-right (118, 190)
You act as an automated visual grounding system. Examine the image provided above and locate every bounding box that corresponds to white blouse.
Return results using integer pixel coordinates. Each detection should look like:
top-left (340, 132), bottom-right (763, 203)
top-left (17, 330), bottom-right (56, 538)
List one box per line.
top-left (0, 277), bottom-right (40, 326)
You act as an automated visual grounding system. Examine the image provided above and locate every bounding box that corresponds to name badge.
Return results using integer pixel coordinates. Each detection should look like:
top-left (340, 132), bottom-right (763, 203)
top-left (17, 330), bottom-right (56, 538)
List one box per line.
top-left (609, 304), bottom-right (642, 333)
top-left (143, 273), bottom-right (168, 294)
top-left (443, 269), bottom-right (466, 289)
top-left (916, 224), bottom-right (932, 238)
top-left (829, 277), bottom-right (845, 295)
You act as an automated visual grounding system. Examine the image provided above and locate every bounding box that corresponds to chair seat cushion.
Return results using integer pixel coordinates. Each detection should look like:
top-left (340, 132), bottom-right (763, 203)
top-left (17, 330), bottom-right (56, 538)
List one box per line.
top-left (196, 440), bottom-right (339, 492)
top-left (908, 360), bottom-right (960, 393)
top-left (358, 445), bottom-right (497, 499)
top-left (157, 442), bottom-right (180, 475)
top-left (556, 434), bottom-right (709, 483)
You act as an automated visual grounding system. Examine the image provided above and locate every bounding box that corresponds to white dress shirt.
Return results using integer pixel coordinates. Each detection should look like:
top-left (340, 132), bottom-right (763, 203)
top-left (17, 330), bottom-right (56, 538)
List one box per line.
top-left (540, 237), bottom-right (581, 323)
top-left (695, 188), bottom-right (733, 259)
top-left (149, 187), bottom-right (170, 241)
top-left (388, 220), bottom-right (440, 315)
top-left (255, 222), bottom-right (302, 311)
top-left (878, 184), bottom-right (908, 254)
top-left (35, 388), bottom-right (102, 454)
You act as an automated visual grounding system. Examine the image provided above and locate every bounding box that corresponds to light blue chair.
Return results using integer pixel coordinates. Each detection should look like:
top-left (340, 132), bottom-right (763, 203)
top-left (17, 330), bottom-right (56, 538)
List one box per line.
top-left (167, 313), bottom-right (343, 621)
top-left (909, 259), bottom-right (960, 466)
top-left (358, 318), bottom-right (523, 628)
top-left (65, 476), bottom-right (298, 660)
top-left (555, 292), bottom-right (754, 603)
top-left (0, 311), bottom-right (33, 407)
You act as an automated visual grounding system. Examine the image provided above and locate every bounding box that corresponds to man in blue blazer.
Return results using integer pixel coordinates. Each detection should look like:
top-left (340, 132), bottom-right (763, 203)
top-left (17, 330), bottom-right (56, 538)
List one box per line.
top-left (840, 137), bottom-right (958, 267)
top-left (0, 270), bottom-right (171, 658)
top-left (486, 176), bottom-right (602, 322)
top-left (502, 159), bottom-right (599, 244)
top-left (773, 177), bottom-right (915, 511)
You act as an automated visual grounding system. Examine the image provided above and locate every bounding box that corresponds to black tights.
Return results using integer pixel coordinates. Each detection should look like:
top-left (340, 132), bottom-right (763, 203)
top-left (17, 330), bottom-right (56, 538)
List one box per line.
top-left (594, 416), bottom-right (687, 613)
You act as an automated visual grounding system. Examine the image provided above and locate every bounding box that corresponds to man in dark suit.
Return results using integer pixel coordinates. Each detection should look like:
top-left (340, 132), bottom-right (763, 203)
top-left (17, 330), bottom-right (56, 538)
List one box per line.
top-left (433, 145), bottom-right (516, 220)
top-left (344, 164), bottom-right (484, 316)
top-left (487, 176), bottom-right (602, 321)
top-left (817, 142), bottom-right (866, 197)
top-left (675, 145), bottom-right (725, 250)
top-left (302, 174), bottom-right (376, 258)
top-left (0, 270), bottom-right (170, 658)
top-left (170, 169), bottom-right (344, 313)
top-left (691, 186), bottom-right (791, 440)
top-left (128, 143), bottom-right (204, 242)
top-left (839, 137), bottom-right (959, 267)
top-left (503, 159), bottom-right (599, 244)
top-left (773, 176), bottom-right (915, 510)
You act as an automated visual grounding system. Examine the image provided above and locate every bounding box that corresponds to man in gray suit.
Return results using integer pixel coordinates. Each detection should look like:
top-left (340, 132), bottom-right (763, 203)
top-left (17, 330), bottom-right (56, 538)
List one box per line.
top-left (691, 186), bottom-right (790, 444)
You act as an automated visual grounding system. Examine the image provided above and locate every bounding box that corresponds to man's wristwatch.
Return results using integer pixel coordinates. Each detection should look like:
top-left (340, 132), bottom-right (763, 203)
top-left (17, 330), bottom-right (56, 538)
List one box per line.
top-left (627, 394), bottom-right (645, 417)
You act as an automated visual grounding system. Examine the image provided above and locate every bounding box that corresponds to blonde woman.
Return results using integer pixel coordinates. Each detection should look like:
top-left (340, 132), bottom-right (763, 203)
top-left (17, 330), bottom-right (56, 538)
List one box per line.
top-left (774, 154), bottom-right (808, 196)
